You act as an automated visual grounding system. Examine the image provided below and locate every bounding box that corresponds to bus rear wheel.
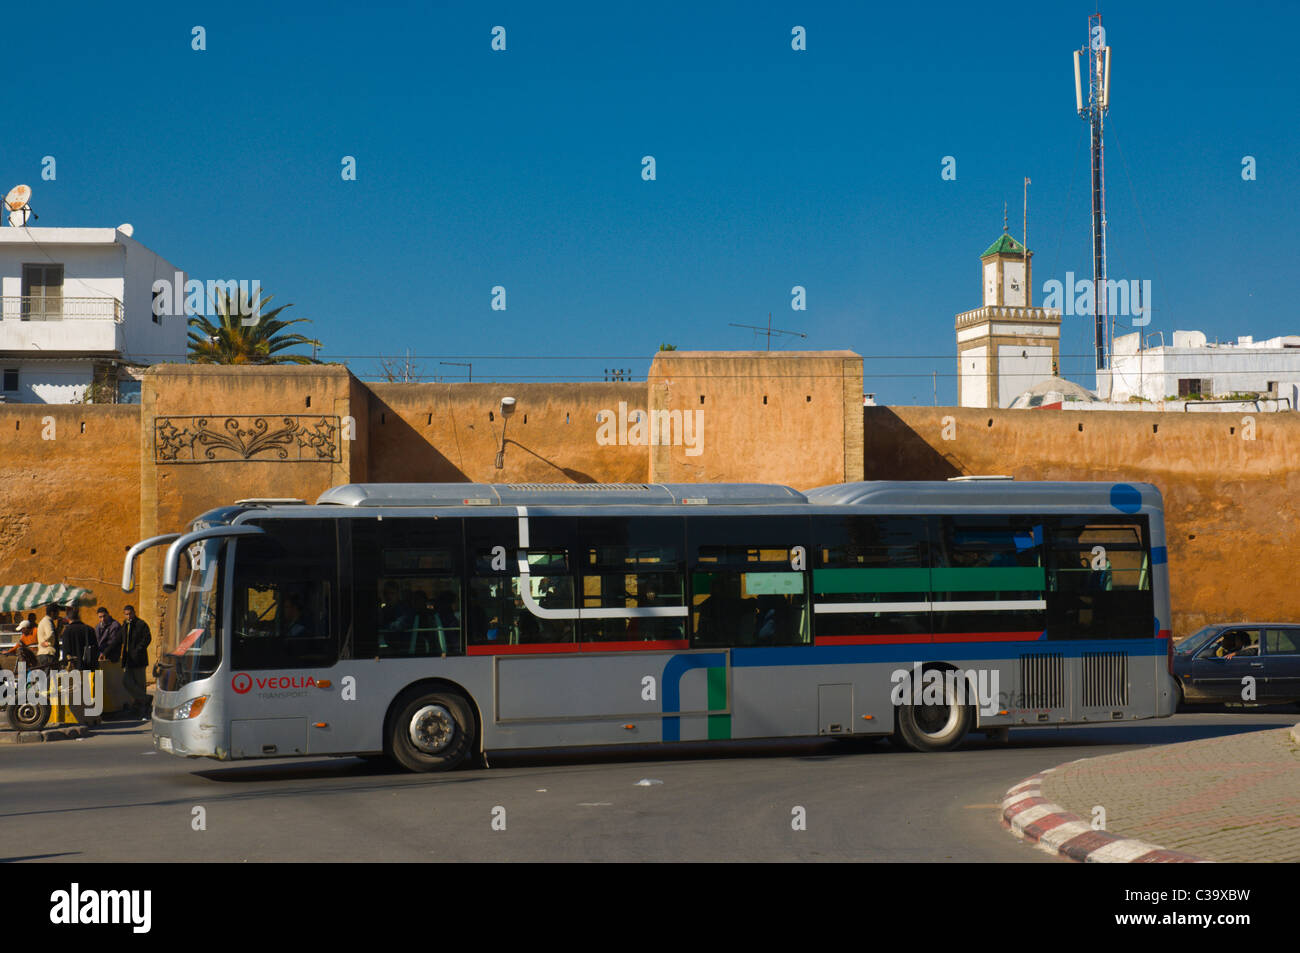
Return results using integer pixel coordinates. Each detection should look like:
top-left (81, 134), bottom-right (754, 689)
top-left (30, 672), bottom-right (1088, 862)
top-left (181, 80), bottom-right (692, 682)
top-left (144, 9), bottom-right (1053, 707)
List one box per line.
top-left (894, 684), bottom-right (972, 752)
top-left (388, 689), bottom-right (475, 773)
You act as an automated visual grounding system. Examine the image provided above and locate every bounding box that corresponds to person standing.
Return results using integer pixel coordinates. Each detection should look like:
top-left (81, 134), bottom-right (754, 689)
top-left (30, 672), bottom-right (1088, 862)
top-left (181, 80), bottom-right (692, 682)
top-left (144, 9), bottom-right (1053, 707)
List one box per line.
top-left (35, 604), bottom-right (62, 665)
top-left (95, 608), bottom-right (126, 715)
top-left (120, 605), bottom-right (153, 718)
top-left (60, 607), bottom-right (97, 670)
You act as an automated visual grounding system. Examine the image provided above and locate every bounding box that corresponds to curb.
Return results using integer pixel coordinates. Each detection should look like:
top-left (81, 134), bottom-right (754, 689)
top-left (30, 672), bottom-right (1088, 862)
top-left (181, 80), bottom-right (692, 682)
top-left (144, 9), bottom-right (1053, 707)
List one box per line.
top-left (1290, 723), bottom-right (1300, 746)
top-left (1002, 765), bottom-right (1208, 863)
top-left (0, 725), bottom-right (91, 744)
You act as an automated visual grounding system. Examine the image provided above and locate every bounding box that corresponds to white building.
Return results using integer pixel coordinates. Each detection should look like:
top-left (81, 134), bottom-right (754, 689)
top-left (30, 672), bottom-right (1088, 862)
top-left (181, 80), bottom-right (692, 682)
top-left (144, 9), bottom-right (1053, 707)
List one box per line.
top-left (0, 226), bottom-right (188, 403)
top-left (1109, 330), bottom-right (1300, 408)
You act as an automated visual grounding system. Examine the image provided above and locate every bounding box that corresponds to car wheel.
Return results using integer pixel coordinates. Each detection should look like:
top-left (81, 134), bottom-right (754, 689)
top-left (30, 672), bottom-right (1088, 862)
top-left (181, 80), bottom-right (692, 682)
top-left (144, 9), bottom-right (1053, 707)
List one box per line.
top-left (387, 689), bottom-right (475, 773)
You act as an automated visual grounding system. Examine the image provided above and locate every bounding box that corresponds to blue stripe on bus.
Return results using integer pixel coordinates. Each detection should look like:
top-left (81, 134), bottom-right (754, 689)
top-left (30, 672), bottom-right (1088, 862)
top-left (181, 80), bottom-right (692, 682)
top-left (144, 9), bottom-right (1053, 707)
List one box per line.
top-left (1151, 546), bottom-right (1167, 565)
top-left (1110, 484), bottom-right (1143, 513)
top-left (662, 652), bottom-right (726, 741)
top-left (730, 638), bottom-right (1167, 668)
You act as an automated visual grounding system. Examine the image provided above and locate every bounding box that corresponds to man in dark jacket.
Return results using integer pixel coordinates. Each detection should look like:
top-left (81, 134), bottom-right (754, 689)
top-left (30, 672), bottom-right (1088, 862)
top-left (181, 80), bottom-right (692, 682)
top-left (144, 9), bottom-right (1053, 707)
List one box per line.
top-left (95, 608), bottom-right (124, 664)
top-left (59, 607), bottom-right (97, 671)
top-left (95, 608), bottom-right (127, 717)
top-left (120, 605), bottom-right (152, 718)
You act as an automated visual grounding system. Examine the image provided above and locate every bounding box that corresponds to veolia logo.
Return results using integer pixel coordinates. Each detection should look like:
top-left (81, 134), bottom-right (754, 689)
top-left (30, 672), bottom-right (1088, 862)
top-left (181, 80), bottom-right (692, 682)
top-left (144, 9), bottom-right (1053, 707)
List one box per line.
top-left (231, 673), bottom-right (253, 694)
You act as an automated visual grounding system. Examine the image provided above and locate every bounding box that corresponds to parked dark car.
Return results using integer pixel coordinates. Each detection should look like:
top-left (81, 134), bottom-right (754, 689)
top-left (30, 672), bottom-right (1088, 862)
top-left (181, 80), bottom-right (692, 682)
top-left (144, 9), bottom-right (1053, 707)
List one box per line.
top-left (1172, 623), bottom-right (1300, 708)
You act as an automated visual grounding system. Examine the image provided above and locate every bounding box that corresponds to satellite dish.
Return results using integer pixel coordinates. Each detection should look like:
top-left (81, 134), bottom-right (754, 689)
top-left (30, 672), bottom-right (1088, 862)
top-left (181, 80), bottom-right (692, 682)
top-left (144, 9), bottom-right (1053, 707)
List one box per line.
top-left (4, 184), bottom-right (33, 226)
top-left (118, 223), bottom-right (134, 237)
top-left (4, 184), bottom-right (31, 210)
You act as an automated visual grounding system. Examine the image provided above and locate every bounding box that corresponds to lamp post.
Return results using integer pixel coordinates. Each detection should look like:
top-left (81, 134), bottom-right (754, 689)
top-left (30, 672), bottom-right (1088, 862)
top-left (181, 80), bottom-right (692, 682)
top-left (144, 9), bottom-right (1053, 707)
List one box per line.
top-left (495, 397), bottom-right (516, 469)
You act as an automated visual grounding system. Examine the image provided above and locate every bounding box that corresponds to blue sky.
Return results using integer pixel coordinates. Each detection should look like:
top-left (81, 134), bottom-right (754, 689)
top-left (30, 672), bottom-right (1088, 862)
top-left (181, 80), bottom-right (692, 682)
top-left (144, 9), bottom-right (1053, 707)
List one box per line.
top-left (6, 0), bottom-right (1298, 403)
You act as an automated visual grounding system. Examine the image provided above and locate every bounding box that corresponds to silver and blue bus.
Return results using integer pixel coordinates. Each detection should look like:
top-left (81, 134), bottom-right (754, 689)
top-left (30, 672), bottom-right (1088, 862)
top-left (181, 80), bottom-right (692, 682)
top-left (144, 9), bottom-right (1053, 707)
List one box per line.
top-left (122, 479), bottom-right (1176, 771)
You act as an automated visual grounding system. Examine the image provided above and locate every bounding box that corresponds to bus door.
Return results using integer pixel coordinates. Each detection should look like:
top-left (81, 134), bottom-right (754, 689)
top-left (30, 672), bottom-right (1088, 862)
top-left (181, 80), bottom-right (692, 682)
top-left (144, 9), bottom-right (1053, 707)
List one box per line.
top-left (226, 520), bottom-right (343, 758)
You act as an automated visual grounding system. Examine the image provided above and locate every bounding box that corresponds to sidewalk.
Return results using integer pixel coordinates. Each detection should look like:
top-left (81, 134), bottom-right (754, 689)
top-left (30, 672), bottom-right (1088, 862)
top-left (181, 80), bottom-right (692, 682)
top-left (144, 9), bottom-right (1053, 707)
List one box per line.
top-left (1004, 724), bottom-right (1300, 862)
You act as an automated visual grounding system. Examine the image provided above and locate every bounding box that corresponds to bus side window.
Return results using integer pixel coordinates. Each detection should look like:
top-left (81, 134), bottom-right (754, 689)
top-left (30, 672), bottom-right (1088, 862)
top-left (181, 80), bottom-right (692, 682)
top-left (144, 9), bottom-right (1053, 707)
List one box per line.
top-left (230, 520), bottom-right (339, 671)
top-left (351, 518), bottom-right (465, 659)
top-left (465, 518), bottom-right (575, 648)
top-left (1044, 517), bottom-right (1154, 640)
top-left (578, 517), bottom-right (686, 644)
top-left (811, 514), bottom-right (930, 642)
top-left (687, 516), bottom-right (810, 648)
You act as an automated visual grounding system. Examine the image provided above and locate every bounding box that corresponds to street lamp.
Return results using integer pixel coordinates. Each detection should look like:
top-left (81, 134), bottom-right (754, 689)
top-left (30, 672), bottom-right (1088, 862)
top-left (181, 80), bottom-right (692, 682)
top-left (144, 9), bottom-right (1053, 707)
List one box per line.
top-left (495, 397), bottom-right (516, 469)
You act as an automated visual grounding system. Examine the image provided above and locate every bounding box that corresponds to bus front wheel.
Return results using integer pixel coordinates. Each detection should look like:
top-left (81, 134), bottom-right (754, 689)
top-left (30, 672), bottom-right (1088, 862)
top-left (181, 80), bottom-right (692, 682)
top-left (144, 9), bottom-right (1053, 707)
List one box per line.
top-left (388, 689), bottom-right (476, 772)
top-left (894, 690), bottom-right (972, 753)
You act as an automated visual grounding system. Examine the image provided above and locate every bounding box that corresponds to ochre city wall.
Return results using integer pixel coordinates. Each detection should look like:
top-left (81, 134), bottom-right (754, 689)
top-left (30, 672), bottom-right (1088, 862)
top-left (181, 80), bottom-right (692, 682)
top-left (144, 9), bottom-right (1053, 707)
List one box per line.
top-left (865, 406), bottom-right (1300, 639)
top-left (367, 382), bottom-right (646, 484)
top-left (648, 351), bottom-right (864, 487)
top-left (0, 405), bottom-right (140, 624)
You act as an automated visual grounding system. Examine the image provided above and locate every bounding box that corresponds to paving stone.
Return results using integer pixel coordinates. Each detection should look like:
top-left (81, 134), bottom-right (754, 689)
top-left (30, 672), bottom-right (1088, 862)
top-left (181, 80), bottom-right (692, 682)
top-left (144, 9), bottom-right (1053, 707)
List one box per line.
top-left (1041, 724), bottom-right (1300, 862)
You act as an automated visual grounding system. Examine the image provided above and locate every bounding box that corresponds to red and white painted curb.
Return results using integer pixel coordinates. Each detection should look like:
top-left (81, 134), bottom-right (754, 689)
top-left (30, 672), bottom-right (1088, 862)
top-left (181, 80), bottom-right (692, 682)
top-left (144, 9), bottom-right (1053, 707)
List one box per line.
top-left (1002, 765), bottom-right (1208, 863)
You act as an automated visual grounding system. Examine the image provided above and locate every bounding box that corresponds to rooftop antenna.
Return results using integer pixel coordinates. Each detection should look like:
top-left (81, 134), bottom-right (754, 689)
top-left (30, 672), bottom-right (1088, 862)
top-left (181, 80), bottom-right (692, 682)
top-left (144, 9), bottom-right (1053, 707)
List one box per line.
top-left (1075, 11), bottom-right (1112, 395)
top-left (728, 313), bottom-right (807, 351)
top-left (4, 184), bottom-right (34, 227)
top-left (440, 360), bottom-right (472, 382)
top-left (1023, 176), bottom-right (1030, 283)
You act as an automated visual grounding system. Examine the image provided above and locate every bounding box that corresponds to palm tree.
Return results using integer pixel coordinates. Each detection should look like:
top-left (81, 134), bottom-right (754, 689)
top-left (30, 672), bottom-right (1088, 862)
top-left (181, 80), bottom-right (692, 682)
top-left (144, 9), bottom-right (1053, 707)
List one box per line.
top-left (187, 289), bottom-right (321, 364)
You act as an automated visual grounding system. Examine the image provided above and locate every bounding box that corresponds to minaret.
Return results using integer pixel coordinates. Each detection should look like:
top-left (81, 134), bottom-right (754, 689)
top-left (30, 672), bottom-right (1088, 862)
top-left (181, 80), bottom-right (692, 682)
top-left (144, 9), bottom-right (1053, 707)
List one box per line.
top-left (955, 224), bottom-right (1062, 408)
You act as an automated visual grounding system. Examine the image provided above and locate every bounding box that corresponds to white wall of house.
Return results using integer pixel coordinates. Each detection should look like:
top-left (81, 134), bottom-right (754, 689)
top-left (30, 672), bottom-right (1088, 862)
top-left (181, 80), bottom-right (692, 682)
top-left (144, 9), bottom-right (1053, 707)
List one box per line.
top-left (1110, 330), bottom-right (1300, 402)
top-left (120, 232), bottom-right (188, 363)
top-left (0, 362), bottom-right (91, 404)
top-left (0, 227), bottom-right (188, 402)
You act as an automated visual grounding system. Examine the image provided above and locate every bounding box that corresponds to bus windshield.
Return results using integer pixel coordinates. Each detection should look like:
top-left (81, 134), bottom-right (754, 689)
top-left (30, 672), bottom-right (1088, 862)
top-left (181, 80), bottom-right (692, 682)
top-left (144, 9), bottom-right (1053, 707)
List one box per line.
top-left (156, 540), bottom-right (223, 691)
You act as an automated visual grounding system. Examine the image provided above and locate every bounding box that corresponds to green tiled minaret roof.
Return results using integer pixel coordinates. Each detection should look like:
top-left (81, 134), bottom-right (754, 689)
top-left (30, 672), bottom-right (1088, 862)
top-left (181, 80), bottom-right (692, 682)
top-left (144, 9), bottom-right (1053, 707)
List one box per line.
top-left (981, 233), bottom-right (1027, 257)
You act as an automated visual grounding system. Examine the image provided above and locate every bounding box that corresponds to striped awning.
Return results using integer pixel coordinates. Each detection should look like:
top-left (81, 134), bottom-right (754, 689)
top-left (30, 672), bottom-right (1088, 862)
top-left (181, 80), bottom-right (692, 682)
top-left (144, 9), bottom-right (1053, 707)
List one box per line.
top-left (0, 583), bottom-right (95, 613)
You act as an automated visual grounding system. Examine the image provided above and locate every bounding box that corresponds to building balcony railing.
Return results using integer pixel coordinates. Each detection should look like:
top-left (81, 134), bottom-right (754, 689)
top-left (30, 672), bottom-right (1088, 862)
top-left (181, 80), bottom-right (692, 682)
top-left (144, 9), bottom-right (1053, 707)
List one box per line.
top-left (0, 296), bottom-right (125, 323)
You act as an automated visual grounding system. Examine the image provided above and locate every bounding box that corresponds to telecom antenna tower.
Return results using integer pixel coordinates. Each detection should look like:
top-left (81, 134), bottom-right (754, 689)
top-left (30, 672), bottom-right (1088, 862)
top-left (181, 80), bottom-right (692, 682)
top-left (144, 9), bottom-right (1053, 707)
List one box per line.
top-left (1074, 12), bottom-right (1112, 394)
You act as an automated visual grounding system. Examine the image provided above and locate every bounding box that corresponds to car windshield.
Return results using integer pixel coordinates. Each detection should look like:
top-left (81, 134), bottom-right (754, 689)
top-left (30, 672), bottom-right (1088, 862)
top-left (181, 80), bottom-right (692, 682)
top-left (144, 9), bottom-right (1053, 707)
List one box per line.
top-left (156, 540), bottom-right (223, 691)
top-left (1174, 625), bottom-right (1221, 655)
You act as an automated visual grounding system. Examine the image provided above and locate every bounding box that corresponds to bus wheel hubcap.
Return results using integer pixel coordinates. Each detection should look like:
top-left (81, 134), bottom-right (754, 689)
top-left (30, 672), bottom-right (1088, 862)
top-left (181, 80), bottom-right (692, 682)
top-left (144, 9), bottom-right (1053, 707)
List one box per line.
top-left (409, 704), bottom-right (455, 753)
top-left (917, 701), bottom-right (958, 737)
top-left (15, 705), bottom-right (40, 725)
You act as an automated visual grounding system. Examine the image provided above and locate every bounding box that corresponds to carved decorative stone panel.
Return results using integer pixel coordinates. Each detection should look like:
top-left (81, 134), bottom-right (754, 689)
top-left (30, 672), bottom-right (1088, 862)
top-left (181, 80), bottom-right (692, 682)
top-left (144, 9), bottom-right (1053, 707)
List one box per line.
top-left (154, 415), bottom-right (341, 463)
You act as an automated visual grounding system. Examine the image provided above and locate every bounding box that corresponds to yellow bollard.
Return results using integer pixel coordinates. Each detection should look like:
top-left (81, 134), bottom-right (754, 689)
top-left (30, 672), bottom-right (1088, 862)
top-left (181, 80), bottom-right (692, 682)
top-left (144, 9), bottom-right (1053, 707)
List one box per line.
top-left (48, 669), bottom-right (102, 727)
top-left (100, 660), bottom-right (126, 715)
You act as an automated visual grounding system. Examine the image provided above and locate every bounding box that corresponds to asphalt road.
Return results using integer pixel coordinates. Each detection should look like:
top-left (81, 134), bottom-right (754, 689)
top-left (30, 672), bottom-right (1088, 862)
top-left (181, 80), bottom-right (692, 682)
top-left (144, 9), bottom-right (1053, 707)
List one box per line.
top-left (2, 709), bottom-right (1296, 862)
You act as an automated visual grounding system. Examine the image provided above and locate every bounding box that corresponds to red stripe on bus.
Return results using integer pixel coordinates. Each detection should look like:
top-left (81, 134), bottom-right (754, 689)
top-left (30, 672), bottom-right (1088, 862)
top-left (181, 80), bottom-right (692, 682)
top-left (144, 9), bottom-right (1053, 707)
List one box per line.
top-left (466, 640), bottom-right (690, 656)
top-left (815, 634), bottom-right (932, 645)
top-left (582, 640), bottom-right (690, 653)
top-left (466, 644), bottom-right (580, 656)
top-left (815, 631), bottom-right (1041, 646)
top-left (936, 631), bottom-right (1043, 643)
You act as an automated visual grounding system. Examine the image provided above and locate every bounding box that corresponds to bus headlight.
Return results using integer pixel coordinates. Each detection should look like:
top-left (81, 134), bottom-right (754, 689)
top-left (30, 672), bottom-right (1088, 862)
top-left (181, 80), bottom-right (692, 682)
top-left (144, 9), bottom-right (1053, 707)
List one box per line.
top-left (174, 696), bottom-right (209, 720)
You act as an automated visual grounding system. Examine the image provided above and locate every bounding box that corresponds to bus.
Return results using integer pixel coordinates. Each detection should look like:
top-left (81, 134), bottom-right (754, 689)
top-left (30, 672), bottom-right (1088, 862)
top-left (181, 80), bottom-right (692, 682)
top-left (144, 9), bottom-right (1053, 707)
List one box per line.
top-left (122, 479), bottom-right (1176, 771)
